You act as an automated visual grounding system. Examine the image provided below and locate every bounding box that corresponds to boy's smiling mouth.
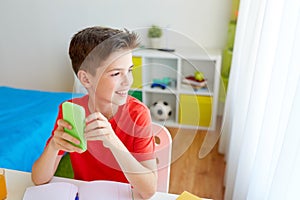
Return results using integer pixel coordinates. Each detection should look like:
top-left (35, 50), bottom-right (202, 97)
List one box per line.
top-left (116, 90), bottom-right (128, 96)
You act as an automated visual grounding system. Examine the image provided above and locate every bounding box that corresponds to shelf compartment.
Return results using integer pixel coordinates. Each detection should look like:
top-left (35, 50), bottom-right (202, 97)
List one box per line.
top-left (142, 57), bottom-right (178, 88)
top-left (144, 92), bottom-right (177, 124)
top-left (180, 59), bottom-right (216, 93)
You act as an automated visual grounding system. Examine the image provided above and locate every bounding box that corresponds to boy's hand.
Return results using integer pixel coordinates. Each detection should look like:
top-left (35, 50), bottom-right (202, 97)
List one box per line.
top-left (85, 112), bottom-right (118, 148)
top-left (50, 119), bottom-right (84, 153)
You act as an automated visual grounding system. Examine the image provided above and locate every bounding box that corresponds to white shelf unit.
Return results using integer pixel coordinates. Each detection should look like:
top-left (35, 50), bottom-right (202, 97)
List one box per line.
top-left (130, 49), bottom-right (222, 130)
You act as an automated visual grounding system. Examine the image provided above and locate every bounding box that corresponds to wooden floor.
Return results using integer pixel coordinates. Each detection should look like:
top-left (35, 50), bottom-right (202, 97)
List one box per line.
top-left (167, 118), bottom-right (225, 200)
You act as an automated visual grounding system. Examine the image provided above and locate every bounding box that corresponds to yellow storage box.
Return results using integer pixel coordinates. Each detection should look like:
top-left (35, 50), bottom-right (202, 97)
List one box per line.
top-left (132, 56), bottom-right (142, 89)
top-left (179, 95), bottom-right (212, 127)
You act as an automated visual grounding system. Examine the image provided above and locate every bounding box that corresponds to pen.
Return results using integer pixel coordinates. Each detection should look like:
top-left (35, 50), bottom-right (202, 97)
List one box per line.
top-left (75, 193), bottom-right (79, 200)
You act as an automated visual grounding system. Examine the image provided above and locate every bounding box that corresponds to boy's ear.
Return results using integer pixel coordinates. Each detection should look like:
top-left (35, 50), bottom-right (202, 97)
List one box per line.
top-left (77, 70), bottom-right (92, 88)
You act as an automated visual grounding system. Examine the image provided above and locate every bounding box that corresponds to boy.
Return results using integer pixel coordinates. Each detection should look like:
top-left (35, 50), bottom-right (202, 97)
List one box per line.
top-left (31, 26), bottom-right (157, 199)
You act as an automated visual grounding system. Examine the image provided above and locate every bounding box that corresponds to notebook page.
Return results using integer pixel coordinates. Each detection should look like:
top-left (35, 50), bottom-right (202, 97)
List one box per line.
top-left (78, 181), bottom-right (132, 200)
top-left (23, 182), bottom-right (78, 200)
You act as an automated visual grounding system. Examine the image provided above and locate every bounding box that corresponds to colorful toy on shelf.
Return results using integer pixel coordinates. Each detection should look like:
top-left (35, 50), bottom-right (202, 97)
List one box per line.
top-left (151, 83), bottom-right (166, 89)
top-left (153, 77), bottom-right (171, 85)
top-left (194, 71), bottom-right (205, 81)
top-left (182, 71), bottom-right (207, 88)
top-left (151, 77), bottom-right (173, 90)
top-left (150, 100), bottom-right (172, 121)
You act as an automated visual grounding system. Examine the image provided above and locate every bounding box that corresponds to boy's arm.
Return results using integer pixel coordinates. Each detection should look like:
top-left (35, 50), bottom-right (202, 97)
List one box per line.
top-left (31, 141), bottom-right (62, 185)
top-left (85, 112), bottom-right (157, 199)
top-left (109, 140), bottom-right (158, 200)
top-left (31, 119), bottom-right (83, 185)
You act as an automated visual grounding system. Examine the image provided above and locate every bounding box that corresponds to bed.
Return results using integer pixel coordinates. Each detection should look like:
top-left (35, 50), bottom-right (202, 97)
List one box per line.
top-left (0, 86), bottom-right (83, 172)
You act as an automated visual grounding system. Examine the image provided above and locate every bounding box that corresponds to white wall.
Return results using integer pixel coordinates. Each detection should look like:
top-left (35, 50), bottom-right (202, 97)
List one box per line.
top-left (0, 0), bottom-right (232, 92)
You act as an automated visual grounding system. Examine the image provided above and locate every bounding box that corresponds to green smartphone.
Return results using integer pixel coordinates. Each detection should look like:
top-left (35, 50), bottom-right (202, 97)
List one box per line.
top-left (62, 101), bottom-right (87, 152)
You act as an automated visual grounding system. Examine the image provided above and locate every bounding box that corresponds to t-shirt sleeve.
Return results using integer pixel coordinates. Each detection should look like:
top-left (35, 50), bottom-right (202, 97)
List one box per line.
top-left (133, 135), bottom-right (155, 162)
top-left (129, 102), bottom-right (155, 161)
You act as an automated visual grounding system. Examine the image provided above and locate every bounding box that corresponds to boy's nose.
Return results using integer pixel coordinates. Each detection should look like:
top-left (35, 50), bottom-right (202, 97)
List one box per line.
top-left (121, 73), bottom-right (133, 86)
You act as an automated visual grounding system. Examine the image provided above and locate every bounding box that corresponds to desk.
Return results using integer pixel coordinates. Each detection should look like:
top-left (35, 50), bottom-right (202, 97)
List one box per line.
top-left (4, 169), bottom-right (179, 200)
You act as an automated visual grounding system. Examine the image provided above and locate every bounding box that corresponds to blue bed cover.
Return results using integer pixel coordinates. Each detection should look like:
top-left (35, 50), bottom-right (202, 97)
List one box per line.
top-left (0, 86), bottom-right (83, 172)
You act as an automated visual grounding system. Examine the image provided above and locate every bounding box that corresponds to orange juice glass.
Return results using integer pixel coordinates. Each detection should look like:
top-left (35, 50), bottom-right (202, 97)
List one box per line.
top-left (0, 169), bottom-right (7, 200)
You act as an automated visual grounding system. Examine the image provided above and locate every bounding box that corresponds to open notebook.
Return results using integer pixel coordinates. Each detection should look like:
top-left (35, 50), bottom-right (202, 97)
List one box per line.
top-left (23, 181), bottom-right (132, 200)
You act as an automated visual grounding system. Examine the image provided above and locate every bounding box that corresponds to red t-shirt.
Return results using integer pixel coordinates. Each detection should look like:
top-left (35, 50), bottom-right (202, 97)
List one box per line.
top-left (47, 95), bottom-right (155, 183)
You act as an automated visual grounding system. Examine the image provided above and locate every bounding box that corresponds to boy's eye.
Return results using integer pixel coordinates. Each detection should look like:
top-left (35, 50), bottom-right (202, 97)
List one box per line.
top-left (111, 72), bottom-right (120, 77)
top-left (129, 66), bottom-right (134, 73)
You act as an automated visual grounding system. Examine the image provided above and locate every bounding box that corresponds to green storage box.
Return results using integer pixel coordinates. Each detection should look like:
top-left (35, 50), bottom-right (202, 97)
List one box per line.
top-left (129, 90), bottom-right (142, 102)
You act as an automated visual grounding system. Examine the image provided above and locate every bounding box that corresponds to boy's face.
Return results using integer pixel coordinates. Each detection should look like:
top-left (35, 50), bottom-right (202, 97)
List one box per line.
top-left (88, 50), bottom-right (134, 108)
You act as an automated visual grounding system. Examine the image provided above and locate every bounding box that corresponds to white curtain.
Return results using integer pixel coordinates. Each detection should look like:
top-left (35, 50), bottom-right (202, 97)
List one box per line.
top-left (219, 0), bottom-right (300, 199)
